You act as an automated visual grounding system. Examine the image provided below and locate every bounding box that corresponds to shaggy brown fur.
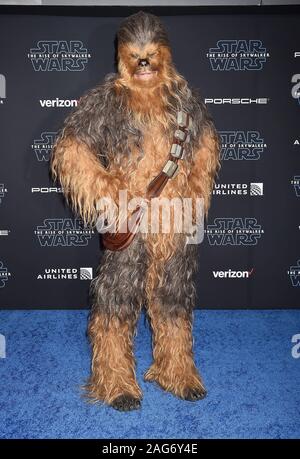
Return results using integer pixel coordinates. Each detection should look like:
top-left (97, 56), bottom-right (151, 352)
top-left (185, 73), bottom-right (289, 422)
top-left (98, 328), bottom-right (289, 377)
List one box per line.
top-left (144, 303), bottom-right (207, 400)
top-left (51, 137), bottom-right (125, 225)
top-left (86, 312), bottom-right (142, 410)
top-left (51, 11), bottom-right (220, 411)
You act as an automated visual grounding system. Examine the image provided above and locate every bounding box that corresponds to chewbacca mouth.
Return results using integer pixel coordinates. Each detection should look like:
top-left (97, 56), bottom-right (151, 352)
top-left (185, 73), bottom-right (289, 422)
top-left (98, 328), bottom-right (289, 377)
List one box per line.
top-left (134, 70), bottom-right (157, 80)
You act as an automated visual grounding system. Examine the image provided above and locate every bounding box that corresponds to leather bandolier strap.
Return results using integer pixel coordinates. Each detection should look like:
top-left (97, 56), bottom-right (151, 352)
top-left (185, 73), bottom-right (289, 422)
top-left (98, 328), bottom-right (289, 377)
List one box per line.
top-left (101, 111), bottom-right (192, 251)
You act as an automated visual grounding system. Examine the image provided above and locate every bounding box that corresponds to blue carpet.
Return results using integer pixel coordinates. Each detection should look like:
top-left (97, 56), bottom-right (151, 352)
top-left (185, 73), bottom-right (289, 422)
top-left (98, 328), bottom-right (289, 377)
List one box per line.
top-left (0, 310), bottom-right (299, 439)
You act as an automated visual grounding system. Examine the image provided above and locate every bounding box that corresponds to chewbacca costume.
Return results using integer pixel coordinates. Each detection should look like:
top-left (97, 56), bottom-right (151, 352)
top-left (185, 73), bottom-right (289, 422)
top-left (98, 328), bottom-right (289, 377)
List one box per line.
top-left (51, 12), bottom-right (220, 411)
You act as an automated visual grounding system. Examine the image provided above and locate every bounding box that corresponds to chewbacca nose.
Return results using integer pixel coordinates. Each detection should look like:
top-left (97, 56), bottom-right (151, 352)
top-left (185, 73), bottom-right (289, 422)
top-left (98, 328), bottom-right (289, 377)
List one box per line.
top-left (138, 58), bottom-right (149, 67)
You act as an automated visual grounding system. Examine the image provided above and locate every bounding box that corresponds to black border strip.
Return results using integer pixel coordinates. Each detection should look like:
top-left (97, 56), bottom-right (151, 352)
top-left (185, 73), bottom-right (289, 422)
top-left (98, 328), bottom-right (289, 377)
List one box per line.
top-left (0, 438), bottom-right (298, 449)
top-left (0, 4), bottom-right (300, 17)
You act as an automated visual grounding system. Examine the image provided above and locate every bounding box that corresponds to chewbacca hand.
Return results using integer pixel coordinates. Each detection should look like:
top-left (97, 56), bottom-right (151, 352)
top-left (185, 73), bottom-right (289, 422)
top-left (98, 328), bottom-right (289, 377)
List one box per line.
top-left (95, 172), bottom-right (128, 233)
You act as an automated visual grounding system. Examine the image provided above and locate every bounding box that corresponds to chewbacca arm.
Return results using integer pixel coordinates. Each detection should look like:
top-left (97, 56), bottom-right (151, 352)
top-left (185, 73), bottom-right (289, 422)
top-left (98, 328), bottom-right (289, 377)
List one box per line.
top-left (188, 125), bottom-right (220, 216)
top-left (51, 137), bottom-right (123, 225)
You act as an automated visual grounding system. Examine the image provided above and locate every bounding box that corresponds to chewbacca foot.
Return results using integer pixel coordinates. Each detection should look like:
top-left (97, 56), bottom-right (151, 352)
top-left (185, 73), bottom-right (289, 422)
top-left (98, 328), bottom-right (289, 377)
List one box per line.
top-left (182, 387), bottom-right (207, 401)
top-left (111, 394), bottom-right (141, 412)
top-left (83, 378), bottom-right (142, 410)
top-left (144, 365), bottom-right (207, 402)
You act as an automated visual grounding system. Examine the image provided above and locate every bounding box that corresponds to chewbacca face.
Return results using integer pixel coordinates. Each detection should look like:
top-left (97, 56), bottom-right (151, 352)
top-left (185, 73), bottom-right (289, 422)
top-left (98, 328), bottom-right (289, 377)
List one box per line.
top-left (117, 11), bottom-right (172, 89)
top-left (118, 42), bottom-right (171, 88)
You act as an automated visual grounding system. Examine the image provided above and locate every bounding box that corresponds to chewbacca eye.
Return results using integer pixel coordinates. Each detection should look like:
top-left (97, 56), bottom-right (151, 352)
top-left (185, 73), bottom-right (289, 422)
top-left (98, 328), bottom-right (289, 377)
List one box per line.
top-left (130, 53), bottom-right (139, 59)
top-left (148, 52), bottom-right (157, 58)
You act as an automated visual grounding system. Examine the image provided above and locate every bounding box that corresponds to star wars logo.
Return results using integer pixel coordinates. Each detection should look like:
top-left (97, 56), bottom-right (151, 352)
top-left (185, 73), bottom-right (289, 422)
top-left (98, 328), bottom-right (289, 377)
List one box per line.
top-left (206, 218), bottom-right (263, 246)
top-left (207, 40), bottom-right (270, 71)
top-left (28, 40), bottom-right (91, 71)
top-left (0, 183), bottom-right (8, 205)
top-left (32, 132), bottom-right (58, 162)
top-left (34, 218), bottom-right (94, 247)
top-left (291, 176), bottom-right (300, 197)
top-left (288, 260), bottom-right (300, 287)
top-left (219, 131), bottom-right (266, 160)
top-left (0, 261), bottom-right (11, 288)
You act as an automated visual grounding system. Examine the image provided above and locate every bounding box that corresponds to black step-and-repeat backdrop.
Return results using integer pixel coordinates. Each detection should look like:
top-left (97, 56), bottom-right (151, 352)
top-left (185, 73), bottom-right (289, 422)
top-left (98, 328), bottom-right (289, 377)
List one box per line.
top-left (0, 6), bottom-right (299, 309)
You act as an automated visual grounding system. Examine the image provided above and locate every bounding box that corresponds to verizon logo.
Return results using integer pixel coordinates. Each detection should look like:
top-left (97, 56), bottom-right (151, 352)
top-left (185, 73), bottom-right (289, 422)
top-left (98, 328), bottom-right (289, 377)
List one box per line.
top-left (213, 268), bottom-right (254, 278)
top-left (39, 98), bottom-right (78, 108)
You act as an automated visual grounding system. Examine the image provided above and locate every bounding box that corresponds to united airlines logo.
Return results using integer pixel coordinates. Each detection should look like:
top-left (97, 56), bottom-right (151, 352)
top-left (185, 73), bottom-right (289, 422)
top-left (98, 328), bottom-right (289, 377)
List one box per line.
top-left (0, 183), bottom-right (8, 205)
top-left (34, 218), bottom-right (94, 247)
top-left (219, 131), bottom-right (266, 160)
top-left (0, 261), bottom-right (11, 288)
top-left (32, 132), bottom-right (58, 162)
top-left (205, 218), bottom-right (264, 246)
top-left (291, 176), bottom-right (300, 197)
top-left (37, 267), bottom-right (93, 280)
top-left (287, 260), bottom-right (300, 287)
top-left (28, 40), bottom-right (91, 71)
top-left (0, 74), bottom-right (5, 104)
top-left (213, 182), bottom-right (263, 196)
top-left (80, 267), bottom-right (93, 280)
top-left (207, 40), bottom-right (270, 71)
top-left (250, 183), bottom-right (263, 195)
